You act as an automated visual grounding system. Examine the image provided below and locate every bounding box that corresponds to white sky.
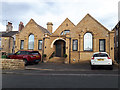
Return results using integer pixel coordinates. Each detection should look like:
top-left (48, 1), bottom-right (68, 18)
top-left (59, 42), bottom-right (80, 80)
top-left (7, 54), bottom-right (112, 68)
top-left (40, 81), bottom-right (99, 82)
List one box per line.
top-left (0, 0), bottom-right (120, 32)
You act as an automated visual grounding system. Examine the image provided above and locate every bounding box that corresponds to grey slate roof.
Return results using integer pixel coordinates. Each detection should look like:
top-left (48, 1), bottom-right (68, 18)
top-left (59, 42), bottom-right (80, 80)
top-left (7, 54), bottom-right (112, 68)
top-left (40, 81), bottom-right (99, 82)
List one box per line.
top-left (37, 25), bottom-right (51, 34)
top-left (30, 19), bottom-right (51, 35)
top-left (0, 32), bottom-right (6, 37)
top-left (0, 31), bottom-right (18, 37)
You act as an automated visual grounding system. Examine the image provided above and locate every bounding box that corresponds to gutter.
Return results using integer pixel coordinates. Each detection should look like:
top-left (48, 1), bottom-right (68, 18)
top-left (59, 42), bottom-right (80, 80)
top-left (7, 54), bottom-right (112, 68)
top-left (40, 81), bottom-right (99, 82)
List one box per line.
top-left (42, 38), bottom-right (45, 63)
top-left (69, 38), bottom-right (71, 64)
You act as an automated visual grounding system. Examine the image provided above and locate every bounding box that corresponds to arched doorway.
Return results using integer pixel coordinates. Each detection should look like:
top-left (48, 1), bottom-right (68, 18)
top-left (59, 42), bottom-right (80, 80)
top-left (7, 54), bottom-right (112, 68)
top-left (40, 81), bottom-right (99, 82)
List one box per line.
top-left (54, 40), bottom-right (66, 57)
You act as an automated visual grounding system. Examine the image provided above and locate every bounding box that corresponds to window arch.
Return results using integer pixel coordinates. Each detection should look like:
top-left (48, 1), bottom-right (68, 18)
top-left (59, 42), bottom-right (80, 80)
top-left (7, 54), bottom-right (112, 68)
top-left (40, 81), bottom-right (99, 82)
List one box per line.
top-left (28, 34), bottom-right (34, 49)
top-left (61, 30), bottom-right (70, 35)
top-left (84, 32), bottom-right (93, 51)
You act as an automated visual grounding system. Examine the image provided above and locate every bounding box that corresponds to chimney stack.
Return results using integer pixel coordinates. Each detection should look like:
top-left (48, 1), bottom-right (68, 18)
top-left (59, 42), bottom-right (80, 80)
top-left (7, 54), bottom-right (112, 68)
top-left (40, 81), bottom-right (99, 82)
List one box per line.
top-left (6, 22), bottom-right (13, 32)
top-left (19, 21), bottom-right (24, 31)
top-left (47, 22), bottom-right (53, 33)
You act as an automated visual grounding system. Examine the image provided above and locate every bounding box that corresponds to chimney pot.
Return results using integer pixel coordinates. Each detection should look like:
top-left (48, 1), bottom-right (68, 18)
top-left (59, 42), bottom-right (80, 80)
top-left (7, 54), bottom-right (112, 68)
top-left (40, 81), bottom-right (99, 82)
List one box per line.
top-left (19, 21), bottom-right (24, 31)
top-left (47, 22), bottom-right (53, 33)
top-left (6, 22), bottom-right (13, 32)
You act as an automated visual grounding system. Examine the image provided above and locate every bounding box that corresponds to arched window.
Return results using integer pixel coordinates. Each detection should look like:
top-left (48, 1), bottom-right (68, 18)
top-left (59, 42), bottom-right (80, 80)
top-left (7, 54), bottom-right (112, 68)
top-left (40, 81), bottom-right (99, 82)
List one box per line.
top-left (28, 34), bottom-right (34, 49)
top-left (84, 32), bottom-right (93, 51)
top-left (61, 30), bottom-right (70, 35)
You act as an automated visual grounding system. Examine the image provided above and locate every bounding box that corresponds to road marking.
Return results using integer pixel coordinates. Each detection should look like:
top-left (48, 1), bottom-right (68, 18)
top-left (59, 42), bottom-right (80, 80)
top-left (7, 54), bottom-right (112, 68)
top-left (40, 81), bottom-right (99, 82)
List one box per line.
top-left (26, 68), bottom-right (57, 70)
top-left (25, 67), bottom-right (118, 71)
top-left (2, 72), bottom-right (119, 77)
top-left (27, 73), bottom-right (119, 77)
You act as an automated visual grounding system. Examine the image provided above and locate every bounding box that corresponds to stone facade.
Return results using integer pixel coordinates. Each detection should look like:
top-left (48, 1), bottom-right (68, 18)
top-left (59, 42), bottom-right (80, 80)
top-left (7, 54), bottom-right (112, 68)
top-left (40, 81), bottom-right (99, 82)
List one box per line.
top-left (0, 22), bottom-right (18, 57)
top-left (113, 21), bottom-right (120, 63)
top-left (15, 19), bottom-right (51, 60)
top-left (15, 14), bottom-right (115, 64)
top-left (0, 37), bottom-right (14, 54)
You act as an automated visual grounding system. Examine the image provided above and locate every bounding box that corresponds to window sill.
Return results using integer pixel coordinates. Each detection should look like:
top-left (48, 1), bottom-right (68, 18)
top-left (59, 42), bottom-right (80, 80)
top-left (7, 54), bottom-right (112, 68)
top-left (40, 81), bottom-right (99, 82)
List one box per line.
top-left (83, 50), bottom-right (93, 52)
top-left (72, 50), bottom-right (78, 51)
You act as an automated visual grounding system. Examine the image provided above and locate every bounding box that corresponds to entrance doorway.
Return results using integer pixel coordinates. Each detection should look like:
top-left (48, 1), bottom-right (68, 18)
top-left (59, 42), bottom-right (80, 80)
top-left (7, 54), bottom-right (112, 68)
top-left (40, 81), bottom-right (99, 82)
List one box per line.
top-left (54, 40), bottom-right (65, 57)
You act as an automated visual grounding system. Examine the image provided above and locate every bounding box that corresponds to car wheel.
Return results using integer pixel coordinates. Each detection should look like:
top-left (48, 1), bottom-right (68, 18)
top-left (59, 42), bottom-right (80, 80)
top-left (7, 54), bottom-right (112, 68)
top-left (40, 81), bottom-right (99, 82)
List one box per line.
top-left (109, 65), bottom-right (113, 70)
top-left (34, 62), bottom-right (39, 64)
top-left (23, 59), bottom-right (28, 66)
top-left (91, 65), bottom-right (94, 70)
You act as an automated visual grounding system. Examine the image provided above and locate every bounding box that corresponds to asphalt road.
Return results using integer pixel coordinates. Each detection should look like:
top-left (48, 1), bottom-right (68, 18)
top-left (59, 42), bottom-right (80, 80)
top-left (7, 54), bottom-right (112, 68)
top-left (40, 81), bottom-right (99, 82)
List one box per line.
top-left (2, 73), bottom-right (119, 88)
top-left (2, 63), bottom-right (119, 88)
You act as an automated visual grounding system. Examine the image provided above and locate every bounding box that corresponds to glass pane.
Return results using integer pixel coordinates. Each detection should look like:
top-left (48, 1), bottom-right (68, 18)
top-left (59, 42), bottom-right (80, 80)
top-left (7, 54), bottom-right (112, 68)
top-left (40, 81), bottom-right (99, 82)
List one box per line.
top-left (100, 40), bottom-right (104, 51)
top-left (61, 30), bottom-right (70, 35)
top-left (84, 33), bottom-right (93, 51)
top-left (64, 30), bottom-right (70, 34)
top-left (38, 40), bottom-right (42, 50)
top-left (16, 51), bottom-right (21, 55)
top-left (30, 51), bottom-right (40, 55)
top-left (28, 34), bottom-right (34, 49)
top-left (20, 51), bottom-right (25, 55)
top-left (116, 30), bottom-right (118, 36)
top-left (93, 53), bottom-right (108, 57)
top-left (73, 40), bottom-right (78, 51)
top-left (20, 40), bottom-right (24, 49)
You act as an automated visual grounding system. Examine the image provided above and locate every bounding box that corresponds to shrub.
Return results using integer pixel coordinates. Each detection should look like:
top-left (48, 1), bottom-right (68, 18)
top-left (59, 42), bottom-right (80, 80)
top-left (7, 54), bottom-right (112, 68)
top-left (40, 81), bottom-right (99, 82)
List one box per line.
top-left (64, 54), bottom-right (67, 58)
top-left (42, 54), bottom-right (47, 58)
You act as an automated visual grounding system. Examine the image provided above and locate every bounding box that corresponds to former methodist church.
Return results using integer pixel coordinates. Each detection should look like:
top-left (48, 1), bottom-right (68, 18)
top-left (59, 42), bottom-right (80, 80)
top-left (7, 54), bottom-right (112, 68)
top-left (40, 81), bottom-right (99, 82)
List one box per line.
top-left (15, 14), bottom-right (114, 63)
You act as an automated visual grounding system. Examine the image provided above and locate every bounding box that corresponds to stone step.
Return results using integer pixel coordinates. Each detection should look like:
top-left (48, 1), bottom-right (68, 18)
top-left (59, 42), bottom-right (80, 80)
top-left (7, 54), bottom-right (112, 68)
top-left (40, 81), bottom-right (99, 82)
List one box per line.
top-left (48, 57), bottom-right (65, 63)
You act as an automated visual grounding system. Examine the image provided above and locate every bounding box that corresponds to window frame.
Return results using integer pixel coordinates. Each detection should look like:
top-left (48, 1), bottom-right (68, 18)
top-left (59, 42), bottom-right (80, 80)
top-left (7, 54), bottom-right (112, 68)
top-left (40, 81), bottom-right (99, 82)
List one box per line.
top-left (28, 34), bottom-right (34, 50)
top-left (99, 39), bottom-right (106, 52)
top-left (20, 40), bottom-right (24, 50)
top-left (83, 32), bottom-right (93, 51)
top-left (116, 29), bottom-right (118, 36)
top-left (38, 40), bottom-right (43, 50)
top-left (60, 30), bottom-right (70, 35)
top-left (72, 39), bottom-right (78, 51)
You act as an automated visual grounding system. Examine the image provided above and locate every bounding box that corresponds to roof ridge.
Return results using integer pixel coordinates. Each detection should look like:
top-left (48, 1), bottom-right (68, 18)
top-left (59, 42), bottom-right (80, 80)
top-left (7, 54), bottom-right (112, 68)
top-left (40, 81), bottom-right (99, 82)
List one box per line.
top-left (38, 24), bottom-right (47, 31)
top-left (37, 24), bottom-right (51, 34)
top-left (77, 13), bottom-right (110, 32)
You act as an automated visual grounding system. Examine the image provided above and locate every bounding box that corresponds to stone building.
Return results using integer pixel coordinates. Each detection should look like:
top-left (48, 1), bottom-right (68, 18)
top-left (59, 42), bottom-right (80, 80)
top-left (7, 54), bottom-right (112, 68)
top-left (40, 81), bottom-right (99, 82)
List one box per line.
top-left (113, 21), bottom-right (120, 63)
top-left (15, 14), bottom-right (114, 63)
top-left (0, 22), bottom-right (24, 57)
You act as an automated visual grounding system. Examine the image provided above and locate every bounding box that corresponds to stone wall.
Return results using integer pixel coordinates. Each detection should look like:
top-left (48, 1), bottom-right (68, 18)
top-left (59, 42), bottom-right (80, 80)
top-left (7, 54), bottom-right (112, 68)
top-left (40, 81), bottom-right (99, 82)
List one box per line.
top-left (0, 59), bottom-right (25, 70)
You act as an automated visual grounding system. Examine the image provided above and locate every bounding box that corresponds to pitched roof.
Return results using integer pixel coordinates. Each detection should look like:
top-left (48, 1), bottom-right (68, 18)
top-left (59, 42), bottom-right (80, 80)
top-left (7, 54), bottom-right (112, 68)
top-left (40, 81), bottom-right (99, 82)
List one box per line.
top-left (0, 31), bottom-right (18, 37)
top-left (112, 21), bottom-right (120, 31)
top-left (37, 24), bottom-right (51, 34)
top-left (77, 14), bottom-right (110, 32)
top-left (26, 19), bottom-right (51, 34)
top-left (0, 32), bottom-right (6, 36)
top-left (53, 18), bottom-right (75, 35)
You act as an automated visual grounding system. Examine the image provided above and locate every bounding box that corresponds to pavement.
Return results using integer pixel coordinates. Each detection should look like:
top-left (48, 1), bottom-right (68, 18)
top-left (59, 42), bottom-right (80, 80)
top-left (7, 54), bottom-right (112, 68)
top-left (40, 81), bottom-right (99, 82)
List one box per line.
top-left (2, 61), bottom-right (119, 75)
top-left (25, 61), bottom-right (119, 70)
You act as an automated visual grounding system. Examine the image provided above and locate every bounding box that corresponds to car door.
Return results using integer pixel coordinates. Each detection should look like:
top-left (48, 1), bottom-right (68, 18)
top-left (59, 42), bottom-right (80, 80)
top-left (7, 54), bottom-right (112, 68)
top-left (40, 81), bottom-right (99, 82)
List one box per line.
top-left (15, 51), bottom-right (24, 59)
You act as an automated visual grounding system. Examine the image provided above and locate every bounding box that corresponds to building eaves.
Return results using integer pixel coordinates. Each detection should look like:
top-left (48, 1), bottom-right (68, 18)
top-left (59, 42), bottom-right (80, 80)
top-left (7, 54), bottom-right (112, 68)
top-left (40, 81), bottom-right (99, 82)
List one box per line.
top-left (37, 25), bottom-right (51, 35)
top-left (1, 31), bottom-right (18, 37)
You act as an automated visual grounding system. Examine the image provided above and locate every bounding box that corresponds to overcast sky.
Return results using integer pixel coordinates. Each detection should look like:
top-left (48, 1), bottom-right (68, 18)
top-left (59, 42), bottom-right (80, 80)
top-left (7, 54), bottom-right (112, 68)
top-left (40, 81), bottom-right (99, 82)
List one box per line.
top-left (0, 0), bottom-right (119, 32)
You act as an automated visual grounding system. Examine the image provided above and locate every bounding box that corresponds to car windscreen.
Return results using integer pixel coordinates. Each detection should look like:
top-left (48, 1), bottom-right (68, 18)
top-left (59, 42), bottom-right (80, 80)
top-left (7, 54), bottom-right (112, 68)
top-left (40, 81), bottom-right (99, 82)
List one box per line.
top-left (30, 51), bottom-right (40, 55)
top-left (93, 53), bottom-right (108, 57)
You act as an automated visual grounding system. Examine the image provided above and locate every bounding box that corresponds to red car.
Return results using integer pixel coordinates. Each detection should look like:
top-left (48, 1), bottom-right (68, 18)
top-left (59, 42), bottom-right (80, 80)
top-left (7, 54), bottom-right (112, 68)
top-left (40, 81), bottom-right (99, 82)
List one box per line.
top-left (8, 50), bottom-right (41, 65)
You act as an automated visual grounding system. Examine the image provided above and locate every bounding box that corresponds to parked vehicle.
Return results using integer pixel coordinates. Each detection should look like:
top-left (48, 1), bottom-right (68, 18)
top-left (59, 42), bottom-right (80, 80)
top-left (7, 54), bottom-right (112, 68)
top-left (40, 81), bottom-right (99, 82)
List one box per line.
top-left (90, 52), bottom-right (113, 70)
top-left (7, 50), bottom-right (41, 65)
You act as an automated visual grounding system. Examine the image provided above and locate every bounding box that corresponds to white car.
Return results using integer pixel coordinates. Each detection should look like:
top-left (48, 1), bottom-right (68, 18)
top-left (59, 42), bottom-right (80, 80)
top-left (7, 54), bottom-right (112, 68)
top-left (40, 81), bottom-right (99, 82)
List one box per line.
top-left (90, 52), bottom-right (113, 70)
